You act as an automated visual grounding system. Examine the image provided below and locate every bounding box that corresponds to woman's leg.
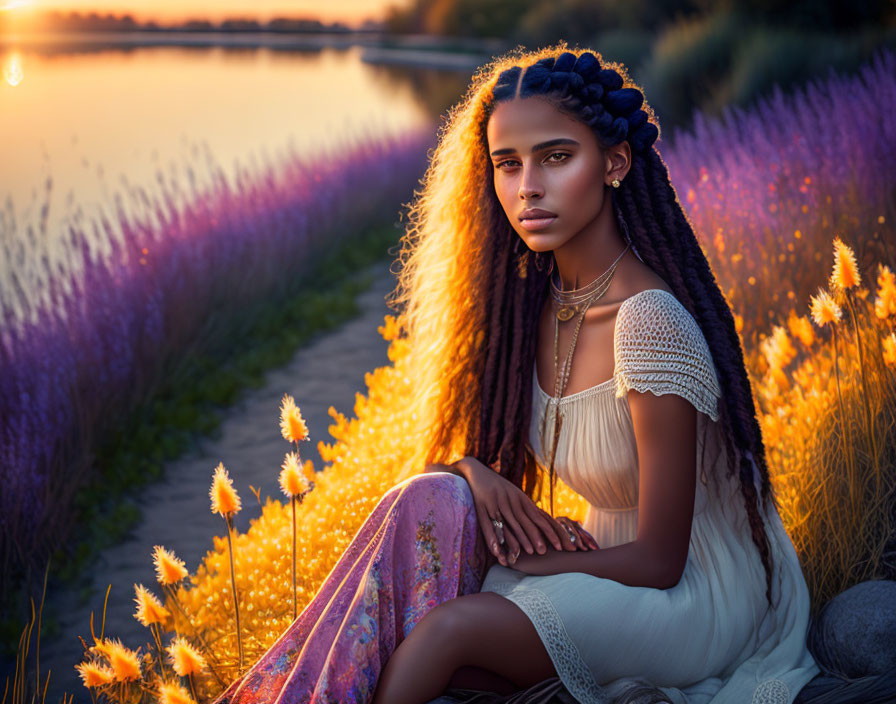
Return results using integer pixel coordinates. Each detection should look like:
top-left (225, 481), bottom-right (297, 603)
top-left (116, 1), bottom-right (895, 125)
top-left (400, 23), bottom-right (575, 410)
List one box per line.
top-left (214, 470), bottom-right (488, 704)
top-left (371, 591), bottom-right (558, 704)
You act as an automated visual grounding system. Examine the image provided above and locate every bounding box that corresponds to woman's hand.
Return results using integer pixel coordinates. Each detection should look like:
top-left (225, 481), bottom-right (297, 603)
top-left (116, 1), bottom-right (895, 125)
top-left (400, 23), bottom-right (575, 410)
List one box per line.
top-left (555, 516), bottom-right (599, 552)
top-left (451, 456), bottom-right (584, 567)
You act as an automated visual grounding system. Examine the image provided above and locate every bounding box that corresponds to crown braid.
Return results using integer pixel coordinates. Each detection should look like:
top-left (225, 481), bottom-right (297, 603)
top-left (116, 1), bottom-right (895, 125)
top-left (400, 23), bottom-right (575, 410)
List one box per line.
top-left (480, 50), bottom-right (778, 609)
top-left (493, 51), bottom-right (660, 156)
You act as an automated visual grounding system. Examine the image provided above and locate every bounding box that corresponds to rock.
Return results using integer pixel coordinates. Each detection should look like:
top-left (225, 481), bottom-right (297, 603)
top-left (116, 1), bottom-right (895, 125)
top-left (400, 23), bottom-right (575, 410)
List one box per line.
top-left (809, 579), bottom-right (896, 678)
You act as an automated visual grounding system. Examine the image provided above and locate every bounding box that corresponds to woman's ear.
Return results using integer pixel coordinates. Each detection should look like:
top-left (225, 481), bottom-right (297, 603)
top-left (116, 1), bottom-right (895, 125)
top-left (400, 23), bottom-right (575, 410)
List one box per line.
top-left (605, 141), bottom-right (632, 185)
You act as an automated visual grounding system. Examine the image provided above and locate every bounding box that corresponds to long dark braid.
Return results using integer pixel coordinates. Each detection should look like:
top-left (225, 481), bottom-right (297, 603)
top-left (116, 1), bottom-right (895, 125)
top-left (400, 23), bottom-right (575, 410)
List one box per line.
top-left (468, 167), bottom-right (550, 498)
top-left (471, 50), bottom-right (778, 608)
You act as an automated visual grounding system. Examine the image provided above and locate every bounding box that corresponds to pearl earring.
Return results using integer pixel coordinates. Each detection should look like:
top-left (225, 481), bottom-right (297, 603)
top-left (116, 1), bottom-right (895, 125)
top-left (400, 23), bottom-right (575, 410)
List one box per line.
top-left (611, 178), bottom-right (621, 188)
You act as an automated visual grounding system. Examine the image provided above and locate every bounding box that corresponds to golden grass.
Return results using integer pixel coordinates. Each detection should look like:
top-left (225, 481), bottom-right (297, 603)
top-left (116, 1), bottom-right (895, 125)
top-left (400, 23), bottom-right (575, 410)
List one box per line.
top-left (59, 239), bottom-right (895, 702)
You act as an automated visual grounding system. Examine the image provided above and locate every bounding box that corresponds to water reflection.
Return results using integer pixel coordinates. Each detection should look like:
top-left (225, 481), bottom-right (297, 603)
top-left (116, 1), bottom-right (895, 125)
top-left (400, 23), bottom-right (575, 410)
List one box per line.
top-left (0, 40), bottom-right (470, 250)
top-left (2, 49), bottom-right (23, 85)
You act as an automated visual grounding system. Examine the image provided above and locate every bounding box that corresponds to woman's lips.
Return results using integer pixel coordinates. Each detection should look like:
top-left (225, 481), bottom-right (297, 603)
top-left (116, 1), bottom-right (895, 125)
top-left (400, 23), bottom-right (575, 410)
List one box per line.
top-left (519, 216), bottom-right (557, 231)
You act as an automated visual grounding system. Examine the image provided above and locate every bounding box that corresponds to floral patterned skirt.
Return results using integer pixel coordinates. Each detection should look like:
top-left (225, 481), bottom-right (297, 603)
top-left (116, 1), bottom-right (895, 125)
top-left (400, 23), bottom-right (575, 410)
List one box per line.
top-left (212, 471), bottom-right (489, 704)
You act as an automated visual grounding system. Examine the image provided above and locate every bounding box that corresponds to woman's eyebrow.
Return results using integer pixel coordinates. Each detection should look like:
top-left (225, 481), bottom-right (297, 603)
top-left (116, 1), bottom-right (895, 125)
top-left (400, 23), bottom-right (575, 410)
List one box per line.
top-left (490, 137), bottom-right (580, 157)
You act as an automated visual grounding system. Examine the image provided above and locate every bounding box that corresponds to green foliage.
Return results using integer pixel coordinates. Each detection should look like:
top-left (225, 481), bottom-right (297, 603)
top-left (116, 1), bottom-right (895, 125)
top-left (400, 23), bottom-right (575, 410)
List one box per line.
top-left (592, 27), bottom-right (655, 78)
top-left (384, 0), bottom-right (895, 135)
top-left (714, 25), bottom-right (896, 112)
top-left (433, 0), bottom-right (540, 38)
top-left (515, 0), bottom-right (617, 46)
top-left (387, 0), bottom-right (707, 39)
top-left (725, 0), bottom-right (893, 31)
top-left (638, 9), bottom-right (742, 132)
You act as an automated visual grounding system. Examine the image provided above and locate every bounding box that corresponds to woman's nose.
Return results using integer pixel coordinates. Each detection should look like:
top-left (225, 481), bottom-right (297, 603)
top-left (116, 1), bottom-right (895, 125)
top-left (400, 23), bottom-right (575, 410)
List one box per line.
top-left (519, 166), bottom-right (543, 199)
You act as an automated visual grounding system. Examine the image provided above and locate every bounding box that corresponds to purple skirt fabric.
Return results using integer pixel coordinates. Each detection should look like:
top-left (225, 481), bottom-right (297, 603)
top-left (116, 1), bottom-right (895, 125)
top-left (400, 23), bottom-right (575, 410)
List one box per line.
top-left (212, 471), bottom-right (489, 704)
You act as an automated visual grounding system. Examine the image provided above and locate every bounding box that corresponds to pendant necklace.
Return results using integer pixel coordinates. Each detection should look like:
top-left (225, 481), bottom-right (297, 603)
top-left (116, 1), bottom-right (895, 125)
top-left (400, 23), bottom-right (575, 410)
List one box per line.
top-left (539, 243), bottom-right (630, 516)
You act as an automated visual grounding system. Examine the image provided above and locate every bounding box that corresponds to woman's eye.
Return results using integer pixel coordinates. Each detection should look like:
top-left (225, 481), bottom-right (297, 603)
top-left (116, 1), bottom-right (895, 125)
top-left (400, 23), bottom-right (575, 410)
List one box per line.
top-left (496, 153), bottom-right (568, 170)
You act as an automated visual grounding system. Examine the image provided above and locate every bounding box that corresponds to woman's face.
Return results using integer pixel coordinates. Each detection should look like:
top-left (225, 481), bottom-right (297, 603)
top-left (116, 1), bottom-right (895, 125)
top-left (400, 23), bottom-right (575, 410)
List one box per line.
top-left (486, 96), bottom-right (611, 253)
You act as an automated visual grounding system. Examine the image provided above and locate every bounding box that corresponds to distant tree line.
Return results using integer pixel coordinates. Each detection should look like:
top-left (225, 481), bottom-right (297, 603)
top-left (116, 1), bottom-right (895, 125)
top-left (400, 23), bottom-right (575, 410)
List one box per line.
top-left (384, 0), bottom-right (893, 40)
top-left (35, 10), bottom-right (386, 34)
top-left (384, 0), bottom-right (896, 133)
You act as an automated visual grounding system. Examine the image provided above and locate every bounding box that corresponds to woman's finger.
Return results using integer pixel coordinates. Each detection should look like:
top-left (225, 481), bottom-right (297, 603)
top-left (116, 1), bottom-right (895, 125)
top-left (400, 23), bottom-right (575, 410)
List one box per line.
top-left (578, 523), bottom-right (599, 550)
top-left (542, 510), bottom-right (576, 551)
top-left (552, 516), bottom-right (578, 551)
top-left (508, 493), bottom-right (552, 555)
top-left (573, 522), bottom-right (591, 551)
top-left (523, 503), bottom-right (564, 551)
top-left (501, 527), bottom-right (521, 566)
top-left (566, 518), bottom-right (590, 551)
top-left (474, 499), bottom-right (503, 560)
top-left (496, 494), bottom-right (534, 556)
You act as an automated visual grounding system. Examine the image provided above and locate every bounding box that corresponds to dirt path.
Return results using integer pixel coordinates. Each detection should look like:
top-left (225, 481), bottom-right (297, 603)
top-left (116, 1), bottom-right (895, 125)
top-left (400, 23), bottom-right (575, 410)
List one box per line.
top-left (39, 261), bottom-right (397, 702)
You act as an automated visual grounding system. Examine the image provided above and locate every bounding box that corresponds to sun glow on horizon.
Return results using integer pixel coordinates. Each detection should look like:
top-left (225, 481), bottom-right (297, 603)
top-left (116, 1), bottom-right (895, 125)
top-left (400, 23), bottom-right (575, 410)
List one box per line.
top-left (1, 0), bottom-right (34, 10)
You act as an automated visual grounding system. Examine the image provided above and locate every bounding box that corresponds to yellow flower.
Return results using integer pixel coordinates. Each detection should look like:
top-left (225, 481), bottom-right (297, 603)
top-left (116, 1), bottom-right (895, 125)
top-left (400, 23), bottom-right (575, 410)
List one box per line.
top-left (809, 288), bottom-right (842, 327)
top-left (883, 332), bottom-right (896, 367)
top-left (787, 312), bottom-right (815, 348)
top-left (761, 325), bottom-right (797, 371)
top-left (134, 583), bottom-right (170, 626)
top-left (874, 264), bottom-right (896, 319)
top-left (105, 639), bottom-right (142, 682)
top-left (302, 458), bottom-right (316, 484)
top-left (280, 394), bottom-right (309, 443)
top-left (166, 636), bottom-right (207, 676)
top-left (279, 451), bottom-right (309, 498)
top-left (89, 637), bottom-right (114, 660)
top-left (153, 545), bottom-right (188, 586)
top-left (158, 680), bottom-right (197, 704)
top-left (210, 462), bottom-right (241, 517)
top-left (75, 661), bottom-right (115, 688)
top-left (829, 236), bottom-right (861, 290)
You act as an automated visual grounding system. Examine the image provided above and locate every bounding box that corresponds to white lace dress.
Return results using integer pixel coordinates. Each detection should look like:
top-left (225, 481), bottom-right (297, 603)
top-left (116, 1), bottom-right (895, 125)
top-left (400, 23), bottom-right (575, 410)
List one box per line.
top-left (479, 289), bottom-right (820, 704)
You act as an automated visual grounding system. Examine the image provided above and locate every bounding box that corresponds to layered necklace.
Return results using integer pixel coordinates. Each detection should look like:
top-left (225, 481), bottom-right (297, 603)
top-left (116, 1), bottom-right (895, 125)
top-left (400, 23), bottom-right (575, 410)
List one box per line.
top-left (539, 242), bottom-right (630, 516)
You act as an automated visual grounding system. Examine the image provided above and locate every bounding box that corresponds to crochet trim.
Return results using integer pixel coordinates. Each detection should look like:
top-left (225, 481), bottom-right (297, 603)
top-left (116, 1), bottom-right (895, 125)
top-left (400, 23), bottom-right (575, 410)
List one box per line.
top-left (751, 678), bottom-right (790, 704)
top-left (613, 290), bottom-right (721, 422)
top-left (487, 582), bottom-right (609, 703)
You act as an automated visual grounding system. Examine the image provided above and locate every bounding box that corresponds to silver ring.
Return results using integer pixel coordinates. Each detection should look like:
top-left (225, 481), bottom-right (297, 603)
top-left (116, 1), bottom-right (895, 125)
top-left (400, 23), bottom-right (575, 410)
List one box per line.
top-left (491, 517), bottom-right (505, 546)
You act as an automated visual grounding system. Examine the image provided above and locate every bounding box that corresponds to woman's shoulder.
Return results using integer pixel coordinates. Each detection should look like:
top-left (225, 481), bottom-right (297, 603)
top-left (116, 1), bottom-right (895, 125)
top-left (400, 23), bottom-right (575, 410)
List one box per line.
top-left (615, 285), bottom-right (692, 336)
top-left (612, 285), bottom-right (722, 421)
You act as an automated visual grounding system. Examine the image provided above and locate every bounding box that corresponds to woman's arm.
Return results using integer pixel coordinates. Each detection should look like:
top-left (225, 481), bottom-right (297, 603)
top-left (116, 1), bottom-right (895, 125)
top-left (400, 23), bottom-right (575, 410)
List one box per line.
top-left (509, 388), bottom-right (697, 590)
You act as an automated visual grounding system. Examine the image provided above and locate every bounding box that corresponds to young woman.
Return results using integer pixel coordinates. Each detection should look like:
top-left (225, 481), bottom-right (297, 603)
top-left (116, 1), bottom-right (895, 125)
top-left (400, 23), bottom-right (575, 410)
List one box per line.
top-left (212, 44), bottom-right (820, 704)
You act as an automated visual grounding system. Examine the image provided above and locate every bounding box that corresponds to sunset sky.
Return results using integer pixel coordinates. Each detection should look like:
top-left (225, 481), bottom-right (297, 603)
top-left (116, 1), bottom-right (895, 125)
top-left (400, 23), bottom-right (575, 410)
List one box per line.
top-left (0, 0), bottom-right (409, 25)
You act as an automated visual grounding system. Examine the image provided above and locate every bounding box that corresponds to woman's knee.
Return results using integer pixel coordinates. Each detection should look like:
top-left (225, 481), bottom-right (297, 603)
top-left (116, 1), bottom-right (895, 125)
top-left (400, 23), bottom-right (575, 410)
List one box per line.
top-left (395, 468), bottom-right (470, 503)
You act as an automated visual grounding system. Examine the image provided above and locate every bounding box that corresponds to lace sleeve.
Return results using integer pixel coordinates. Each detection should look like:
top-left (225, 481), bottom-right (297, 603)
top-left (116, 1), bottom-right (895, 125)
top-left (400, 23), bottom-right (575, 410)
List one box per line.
top-left (614, 290), bottom-right (721, 421)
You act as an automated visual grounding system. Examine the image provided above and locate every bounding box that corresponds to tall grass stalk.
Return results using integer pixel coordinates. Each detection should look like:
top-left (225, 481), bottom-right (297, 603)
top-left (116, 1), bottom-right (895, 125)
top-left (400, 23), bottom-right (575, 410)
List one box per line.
top-left (843, 290), bottom-right (881, 493)
top-left (224, 515), bottom-right (242, 673)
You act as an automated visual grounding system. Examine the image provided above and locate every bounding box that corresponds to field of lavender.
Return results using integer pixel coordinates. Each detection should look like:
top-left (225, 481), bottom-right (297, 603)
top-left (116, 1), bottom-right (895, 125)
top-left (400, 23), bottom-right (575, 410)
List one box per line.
top-left (0, 127), bottom-right (434, 632)
top-left (49, 50), bottom-right (896, 703)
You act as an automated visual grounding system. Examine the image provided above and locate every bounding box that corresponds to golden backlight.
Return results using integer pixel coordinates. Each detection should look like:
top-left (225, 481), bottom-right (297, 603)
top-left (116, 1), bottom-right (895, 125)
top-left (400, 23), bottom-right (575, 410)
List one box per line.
top-left (3, 51), bottom-right (23, 85)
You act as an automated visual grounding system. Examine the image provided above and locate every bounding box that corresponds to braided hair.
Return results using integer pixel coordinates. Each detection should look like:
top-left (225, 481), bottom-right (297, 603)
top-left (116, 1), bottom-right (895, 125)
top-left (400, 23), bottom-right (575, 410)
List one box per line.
top-left (391, 44), bottom-right (777, 609)
top-left (475, 49), bottom-right (778, 608)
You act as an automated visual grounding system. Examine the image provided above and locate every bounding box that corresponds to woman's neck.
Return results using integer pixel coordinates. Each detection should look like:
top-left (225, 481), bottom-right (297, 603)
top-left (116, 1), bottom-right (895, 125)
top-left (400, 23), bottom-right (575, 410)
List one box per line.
top-left (551, 201), bottom-right (629, 291)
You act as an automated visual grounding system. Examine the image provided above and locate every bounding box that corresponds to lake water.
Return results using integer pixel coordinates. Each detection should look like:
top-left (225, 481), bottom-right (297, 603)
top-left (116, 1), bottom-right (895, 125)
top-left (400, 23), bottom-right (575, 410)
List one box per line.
top-left (0, 35), bottom-right (472, 301)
